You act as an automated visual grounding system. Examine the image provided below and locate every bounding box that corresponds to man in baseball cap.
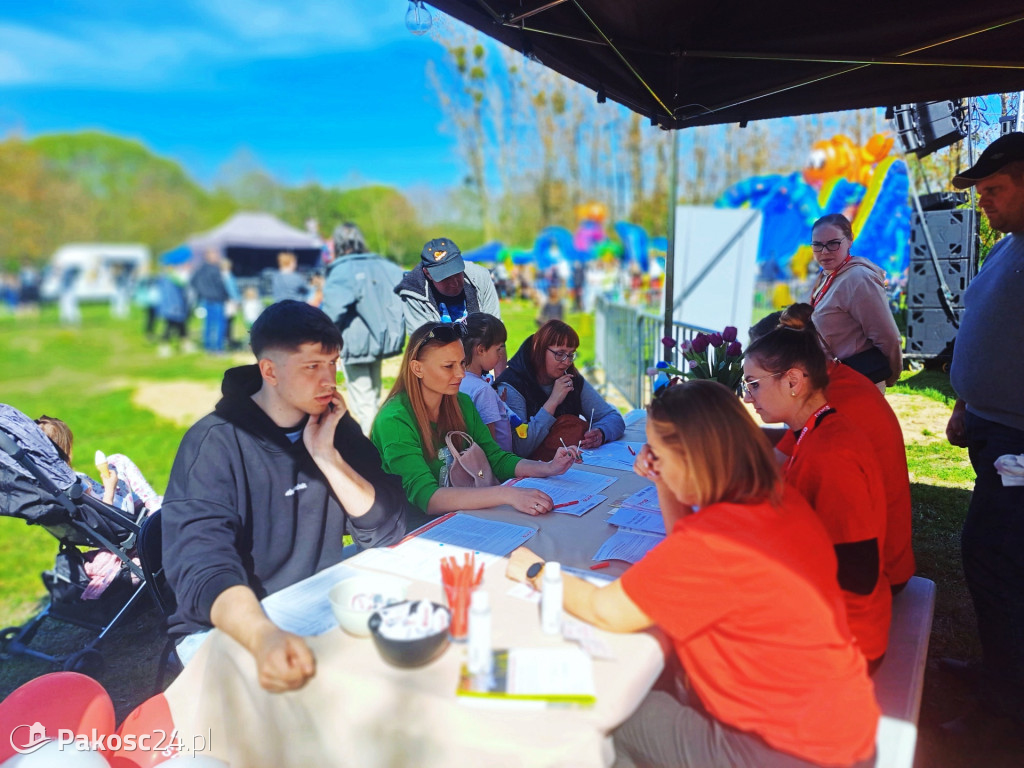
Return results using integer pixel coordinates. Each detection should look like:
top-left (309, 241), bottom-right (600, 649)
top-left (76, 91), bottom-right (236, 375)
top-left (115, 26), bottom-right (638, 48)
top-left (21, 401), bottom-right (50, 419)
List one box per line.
top-left (944, 132), bottom-right (1024, 728)
top-left (394, 236), bottom-right (501, 329)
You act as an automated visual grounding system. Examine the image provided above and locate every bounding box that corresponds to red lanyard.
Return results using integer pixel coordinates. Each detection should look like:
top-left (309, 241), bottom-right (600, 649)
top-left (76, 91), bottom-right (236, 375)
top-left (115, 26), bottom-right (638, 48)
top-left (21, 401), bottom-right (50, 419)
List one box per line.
top-left (811, 255), bottom-right (852, 307)
top-left (784, 403), bottom-right (835, 474)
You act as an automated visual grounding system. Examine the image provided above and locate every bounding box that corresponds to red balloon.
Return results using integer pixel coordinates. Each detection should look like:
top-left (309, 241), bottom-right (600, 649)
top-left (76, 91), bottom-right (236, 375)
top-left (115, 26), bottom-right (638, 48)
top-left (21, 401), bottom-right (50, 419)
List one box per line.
top-left (108, 694), bottom-right (177, 768)
top-left (0, 672), bottom-right (115, 762)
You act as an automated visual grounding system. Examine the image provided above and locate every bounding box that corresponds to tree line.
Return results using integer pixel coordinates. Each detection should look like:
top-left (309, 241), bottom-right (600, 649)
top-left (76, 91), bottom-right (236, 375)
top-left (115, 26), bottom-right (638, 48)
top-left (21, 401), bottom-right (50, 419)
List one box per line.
top-left (0, 132), bottom-right (438, 271)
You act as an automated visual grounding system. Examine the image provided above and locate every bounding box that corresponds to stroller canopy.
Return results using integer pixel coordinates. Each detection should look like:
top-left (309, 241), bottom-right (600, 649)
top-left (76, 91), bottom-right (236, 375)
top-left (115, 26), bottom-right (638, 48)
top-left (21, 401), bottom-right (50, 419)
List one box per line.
top-left (0, 404), bottom-right (76, 524)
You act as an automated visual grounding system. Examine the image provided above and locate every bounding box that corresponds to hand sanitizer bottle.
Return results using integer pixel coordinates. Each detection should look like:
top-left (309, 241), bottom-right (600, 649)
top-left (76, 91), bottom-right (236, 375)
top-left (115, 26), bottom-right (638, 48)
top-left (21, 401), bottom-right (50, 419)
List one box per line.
top-left (467, 589), bottom-right (492, 675)
top-left (541, 561), bottom-right (563, 635)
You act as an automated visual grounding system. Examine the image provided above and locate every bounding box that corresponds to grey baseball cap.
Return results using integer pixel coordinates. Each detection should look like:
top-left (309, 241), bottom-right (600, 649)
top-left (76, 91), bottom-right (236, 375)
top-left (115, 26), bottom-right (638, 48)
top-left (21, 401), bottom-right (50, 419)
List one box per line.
top-left (420, 237), bottom-right (465, 281)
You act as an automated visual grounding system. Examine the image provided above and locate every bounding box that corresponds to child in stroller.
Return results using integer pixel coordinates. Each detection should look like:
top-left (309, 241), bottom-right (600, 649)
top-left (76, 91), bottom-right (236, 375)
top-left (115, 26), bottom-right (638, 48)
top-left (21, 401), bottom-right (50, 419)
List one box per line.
top-left (0, 404), bottom-right (161, 676)
top-left (35, 415), bottom-right (162, 518)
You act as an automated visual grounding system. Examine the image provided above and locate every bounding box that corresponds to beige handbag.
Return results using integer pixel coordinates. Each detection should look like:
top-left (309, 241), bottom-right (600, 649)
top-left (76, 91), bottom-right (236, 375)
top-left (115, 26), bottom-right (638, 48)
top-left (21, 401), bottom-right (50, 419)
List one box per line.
top-left (445, 431), bottom-right (498, 488)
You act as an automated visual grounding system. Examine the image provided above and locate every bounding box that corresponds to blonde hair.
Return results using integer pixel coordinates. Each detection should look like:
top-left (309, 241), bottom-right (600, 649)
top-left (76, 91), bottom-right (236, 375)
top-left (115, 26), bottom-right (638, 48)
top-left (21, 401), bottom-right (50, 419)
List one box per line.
top-left (647, 381), bottom-right (780, 508)
top-left (383, 323), bottom-right (467, 460)
top-left (36, 415), bottom-right (73, 460)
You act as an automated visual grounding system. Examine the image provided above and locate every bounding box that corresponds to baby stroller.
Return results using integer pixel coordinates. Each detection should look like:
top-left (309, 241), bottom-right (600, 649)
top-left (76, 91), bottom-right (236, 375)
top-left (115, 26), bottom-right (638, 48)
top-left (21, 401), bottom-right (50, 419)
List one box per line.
top-left (0, 403), bottom-right (158, 676)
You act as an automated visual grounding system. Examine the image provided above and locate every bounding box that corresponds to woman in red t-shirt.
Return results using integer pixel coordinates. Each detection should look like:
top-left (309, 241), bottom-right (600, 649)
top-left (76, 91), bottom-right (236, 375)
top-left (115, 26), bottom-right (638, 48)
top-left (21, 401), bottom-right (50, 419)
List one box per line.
top-left (743, 323), bottom-right (892, 667)
top-left (506, 382), bottom-right (878, 768)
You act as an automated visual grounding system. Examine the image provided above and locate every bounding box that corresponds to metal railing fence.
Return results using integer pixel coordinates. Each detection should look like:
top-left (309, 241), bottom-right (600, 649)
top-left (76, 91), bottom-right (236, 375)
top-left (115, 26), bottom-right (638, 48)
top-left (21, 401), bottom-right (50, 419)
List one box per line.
top-left (594, 297), bottom-right (714, 409)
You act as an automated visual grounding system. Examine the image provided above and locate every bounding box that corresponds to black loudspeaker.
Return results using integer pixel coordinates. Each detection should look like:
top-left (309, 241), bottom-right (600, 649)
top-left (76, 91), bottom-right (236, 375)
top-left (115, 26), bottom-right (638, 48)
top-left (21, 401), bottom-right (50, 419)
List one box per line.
top-left (893, 101), bottom-right (968, 157)
top-left (904, 209), bottom-right (978, 357)
top-left (917, 191), bottom-right (968, 212)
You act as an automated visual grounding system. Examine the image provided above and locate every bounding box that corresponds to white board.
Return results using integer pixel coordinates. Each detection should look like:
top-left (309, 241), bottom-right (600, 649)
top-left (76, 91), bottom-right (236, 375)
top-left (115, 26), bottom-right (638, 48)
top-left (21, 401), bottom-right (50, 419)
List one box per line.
top-left (666, 206), bottom-right (761, 345)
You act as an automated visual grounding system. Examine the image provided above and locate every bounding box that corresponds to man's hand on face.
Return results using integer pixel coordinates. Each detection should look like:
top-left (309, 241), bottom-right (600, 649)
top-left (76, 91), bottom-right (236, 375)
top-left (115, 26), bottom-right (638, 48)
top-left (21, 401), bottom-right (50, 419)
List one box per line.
top-left (304, 390), bottom-right (348, 461)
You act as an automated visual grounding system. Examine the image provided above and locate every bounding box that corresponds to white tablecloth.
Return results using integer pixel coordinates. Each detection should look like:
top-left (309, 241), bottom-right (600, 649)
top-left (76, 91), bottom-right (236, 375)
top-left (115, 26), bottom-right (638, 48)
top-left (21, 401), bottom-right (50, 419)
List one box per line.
top-left (164, 439), bottom-right (664, 768)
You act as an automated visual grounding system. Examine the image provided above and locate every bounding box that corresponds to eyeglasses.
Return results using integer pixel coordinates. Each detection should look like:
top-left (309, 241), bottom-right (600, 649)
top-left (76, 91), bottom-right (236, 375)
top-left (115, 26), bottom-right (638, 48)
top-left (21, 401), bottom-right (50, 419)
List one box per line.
top-left (547, 348), bottom-right (578, 363)
top-left (810, 238), bottom-right (845, 253)
top-left (739, 371), bottom-right (783, 397)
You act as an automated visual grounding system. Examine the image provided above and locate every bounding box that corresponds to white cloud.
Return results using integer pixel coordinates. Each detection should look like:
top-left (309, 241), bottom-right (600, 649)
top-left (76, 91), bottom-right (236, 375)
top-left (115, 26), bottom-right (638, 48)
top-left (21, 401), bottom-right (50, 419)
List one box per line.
top-left (0, 1), bottom-right (416, 87)
top-left (198, 0), bottom-right (410, 51)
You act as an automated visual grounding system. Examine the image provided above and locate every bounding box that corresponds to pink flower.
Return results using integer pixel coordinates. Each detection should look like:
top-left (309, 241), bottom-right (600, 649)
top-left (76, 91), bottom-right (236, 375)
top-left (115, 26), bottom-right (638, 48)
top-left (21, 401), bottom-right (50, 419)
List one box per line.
top-left (726, 341), bottom-right (742, 356)
top-left (708, 332), bottom-right (724, 347)
top-left (722, 326), bottom-right (738, 343)
top-left (679, 339), bottom-right (692, 354)
top-left (687, 359), bottom-right (700, 370)
top-left (646, 367), bottom-right (660, 376)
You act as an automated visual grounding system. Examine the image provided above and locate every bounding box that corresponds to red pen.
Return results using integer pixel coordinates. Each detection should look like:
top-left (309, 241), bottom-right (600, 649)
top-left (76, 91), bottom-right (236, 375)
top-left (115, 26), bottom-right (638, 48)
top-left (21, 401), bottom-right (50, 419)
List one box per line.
top-left (552, 500), bottom-right (580, 509)
top-left (590, 561), bottom-right (611, 570)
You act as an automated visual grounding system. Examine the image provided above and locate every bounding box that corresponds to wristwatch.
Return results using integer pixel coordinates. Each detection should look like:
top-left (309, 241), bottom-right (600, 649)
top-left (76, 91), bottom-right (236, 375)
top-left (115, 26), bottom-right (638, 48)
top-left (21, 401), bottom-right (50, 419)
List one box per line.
top-left (526, 561), bottom-right (545, 589)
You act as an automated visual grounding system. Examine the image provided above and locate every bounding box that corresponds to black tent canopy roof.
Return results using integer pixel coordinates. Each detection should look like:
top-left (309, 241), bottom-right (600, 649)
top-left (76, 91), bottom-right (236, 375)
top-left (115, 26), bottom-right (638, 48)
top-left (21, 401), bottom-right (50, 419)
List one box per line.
top-left (427, 1), bottom-right (1024, 128)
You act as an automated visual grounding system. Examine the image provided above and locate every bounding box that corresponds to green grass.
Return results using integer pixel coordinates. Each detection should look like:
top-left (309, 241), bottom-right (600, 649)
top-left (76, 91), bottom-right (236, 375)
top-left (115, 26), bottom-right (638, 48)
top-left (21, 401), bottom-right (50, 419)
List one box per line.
top-left (0, 298), bottom-right (593, 625)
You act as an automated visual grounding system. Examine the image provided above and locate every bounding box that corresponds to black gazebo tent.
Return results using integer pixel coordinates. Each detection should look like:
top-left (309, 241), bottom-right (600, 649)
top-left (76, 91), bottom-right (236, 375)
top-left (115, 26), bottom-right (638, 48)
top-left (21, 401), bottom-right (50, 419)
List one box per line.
top-left (427, 1), bottom-right (1024, 342)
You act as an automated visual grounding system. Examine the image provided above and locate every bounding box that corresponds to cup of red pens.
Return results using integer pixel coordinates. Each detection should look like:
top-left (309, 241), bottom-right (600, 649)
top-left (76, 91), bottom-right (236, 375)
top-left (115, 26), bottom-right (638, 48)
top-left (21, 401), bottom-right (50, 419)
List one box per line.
top-left (441, 553), bottom-right (483, 641)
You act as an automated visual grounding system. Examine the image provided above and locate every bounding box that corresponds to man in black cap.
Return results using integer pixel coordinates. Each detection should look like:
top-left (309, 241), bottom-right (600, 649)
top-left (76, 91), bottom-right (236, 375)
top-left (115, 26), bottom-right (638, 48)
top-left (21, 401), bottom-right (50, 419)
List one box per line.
top-left (943, 131), bottom-right (1024, 726)
top-left (394, 237), bottom-right (501, 330)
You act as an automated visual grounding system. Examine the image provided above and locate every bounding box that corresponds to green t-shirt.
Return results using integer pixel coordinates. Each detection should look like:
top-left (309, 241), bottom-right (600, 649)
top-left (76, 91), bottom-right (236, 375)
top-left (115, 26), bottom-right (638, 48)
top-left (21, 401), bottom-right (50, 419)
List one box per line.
top-left (371, 392), bottom-right (521, 513)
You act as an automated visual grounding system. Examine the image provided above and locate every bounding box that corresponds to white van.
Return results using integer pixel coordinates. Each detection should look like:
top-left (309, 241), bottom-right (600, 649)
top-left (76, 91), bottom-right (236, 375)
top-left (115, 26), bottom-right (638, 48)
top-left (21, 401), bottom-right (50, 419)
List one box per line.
top-left (41, 243), bottom-right (151, 302)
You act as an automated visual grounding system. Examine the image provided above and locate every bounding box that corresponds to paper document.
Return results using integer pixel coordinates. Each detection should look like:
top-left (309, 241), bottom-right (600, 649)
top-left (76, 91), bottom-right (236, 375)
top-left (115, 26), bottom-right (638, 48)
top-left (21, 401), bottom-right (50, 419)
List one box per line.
top-left (358, 538), bottom-right (500, 585)
top-left (618, 484), bottom-right (660, 512)
top-left (507, 467), bottom-right (615, 506)
top-left (580, 441), bottom-right (645, 471)
top-left (594, 529), bottom-right (664, 564)
top-left (261, 561), bottom-right (358, 636)
top-left (551, 494), bottom-right (606, 517)
top-left (607, 507), bottom-right (666, 536)
top-left (457, 647), bottom-right (596, 705)
top-left (623, 409), bottom-right (646, 427)
top-left (416, 513), bottom-right (537, 555)
top-left (561, 615), bottom-right (616, 659)
top-left (357, 515), bottom-right (535, 584)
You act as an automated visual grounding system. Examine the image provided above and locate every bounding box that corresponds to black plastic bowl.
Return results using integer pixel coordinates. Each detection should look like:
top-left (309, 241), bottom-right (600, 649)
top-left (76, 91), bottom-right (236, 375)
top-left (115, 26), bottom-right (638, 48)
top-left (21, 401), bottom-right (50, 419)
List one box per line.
top-left (368, 601), bottom-right (451, 669)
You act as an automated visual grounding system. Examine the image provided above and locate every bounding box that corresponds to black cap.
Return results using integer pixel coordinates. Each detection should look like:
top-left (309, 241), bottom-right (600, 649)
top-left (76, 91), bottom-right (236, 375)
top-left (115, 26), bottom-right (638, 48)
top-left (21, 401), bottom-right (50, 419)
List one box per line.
top-left (419, 238), bottom-right (465, 281)
top-left (952, 132), bottom-right (1024, 189)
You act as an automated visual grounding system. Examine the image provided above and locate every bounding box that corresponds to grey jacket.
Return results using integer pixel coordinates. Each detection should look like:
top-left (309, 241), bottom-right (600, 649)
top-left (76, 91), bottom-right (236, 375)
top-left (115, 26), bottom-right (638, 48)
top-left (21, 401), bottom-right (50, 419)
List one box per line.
top-left (395, 261), bottom-right (500, 331)
top-left (322, 253), bottom-right (406, 365)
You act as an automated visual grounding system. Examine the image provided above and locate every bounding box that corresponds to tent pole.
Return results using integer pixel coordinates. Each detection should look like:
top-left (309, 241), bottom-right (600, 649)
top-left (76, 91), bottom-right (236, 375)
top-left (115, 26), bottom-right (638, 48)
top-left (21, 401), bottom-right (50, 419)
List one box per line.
top-left (662, 129), bottom-right (679, 360)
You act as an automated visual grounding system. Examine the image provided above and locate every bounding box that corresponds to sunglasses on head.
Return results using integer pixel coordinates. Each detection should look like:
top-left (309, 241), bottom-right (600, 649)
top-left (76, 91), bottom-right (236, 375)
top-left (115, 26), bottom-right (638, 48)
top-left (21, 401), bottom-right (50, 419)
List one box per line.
top-left (413, 322), bottom-right (467, 357)
top-left (425, 322), bottom-right (466, 343)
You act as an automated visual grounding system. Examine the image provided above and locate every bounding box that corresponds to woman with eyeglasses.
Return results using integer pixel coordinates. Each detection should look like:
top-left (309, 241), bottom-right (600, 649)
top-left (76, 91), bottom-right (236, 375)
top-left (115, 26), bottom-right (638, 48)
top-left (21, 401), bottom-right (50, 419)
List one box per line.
top-left (742, 324), bottom-right (892, 671)
top-left (809, 213), bottom-right (902, 390)
top-left (506, 381), bottom-right (879, 768)
top-left (371, 322), bottom-right (576, 531)
top-left (496, 319), bottom-right (625, 460)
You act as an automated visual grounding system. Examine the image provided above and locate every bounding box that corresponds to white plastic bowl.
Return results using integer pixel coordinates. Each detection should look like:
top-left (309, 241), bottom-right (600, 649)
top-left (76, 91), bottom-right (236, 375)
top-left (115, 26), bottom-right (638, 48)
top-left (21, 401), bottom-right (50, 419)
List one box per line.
top-left (329, 574), bottom-right (411, 637)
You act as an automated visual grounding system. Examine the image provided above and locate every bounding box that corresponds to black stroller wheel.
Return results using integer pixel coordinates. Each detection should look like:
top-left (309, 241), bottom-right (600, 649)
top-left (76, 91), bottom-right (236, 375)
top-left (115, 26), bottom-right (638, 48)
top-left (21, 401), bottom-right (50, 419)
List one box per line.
top-left (64, 648), bottom-right (105, 678)
top-left (0, 626), bottom-right (20, 650)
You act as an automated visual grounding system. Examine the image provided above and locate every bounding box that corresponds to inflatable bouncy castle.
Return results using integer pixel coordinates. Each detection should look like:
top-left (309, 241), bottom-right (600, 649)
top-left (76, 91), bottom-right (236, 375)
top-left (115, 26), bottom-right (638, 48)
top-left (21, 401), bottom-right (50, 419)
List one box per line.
top-left (716, 133), bottom-right (911, 292)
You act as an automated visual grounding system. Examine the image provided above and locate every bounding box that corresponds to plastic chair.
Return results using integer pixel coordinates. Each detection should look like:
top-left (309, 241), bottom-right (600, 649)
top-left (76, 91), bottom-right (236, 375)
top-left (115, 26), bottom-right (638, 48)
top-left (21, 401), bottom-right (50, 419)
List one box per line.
top-left (0, 671), bottom-right (115, 762)
top-left (135, 511), bottom-right (182, 692)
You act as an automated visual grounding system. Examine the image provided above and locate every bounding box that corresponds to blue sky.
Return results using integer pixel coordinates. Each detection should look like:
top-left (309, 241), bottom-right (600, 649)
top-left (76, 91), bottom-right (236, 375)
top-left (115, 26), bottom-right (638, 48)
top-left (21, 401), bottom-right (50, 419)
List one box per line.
top-left (0, 1), bottom-right (462, 190)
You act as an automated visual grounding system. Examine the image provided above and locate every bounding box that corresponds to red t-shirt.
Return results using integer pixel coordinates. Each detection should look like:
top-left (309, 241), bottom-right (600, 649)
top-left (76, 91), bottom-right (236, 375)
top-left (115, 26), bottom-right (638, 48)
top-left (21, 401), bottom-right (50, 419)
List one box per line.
top-left (778, 363), bottom-right (915, 586)
top-left (620, 487), bottom-right (879, 767)
top-left (784, 409), bottom-right (892, 661)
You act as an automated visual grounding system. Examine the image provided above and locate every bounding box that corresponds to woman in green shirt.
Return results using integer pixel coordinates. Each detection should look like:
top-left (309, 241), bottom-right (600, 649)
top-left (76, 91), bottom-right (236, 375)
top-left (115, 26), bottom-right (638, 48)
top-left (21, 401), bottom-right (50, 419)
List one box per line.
top-left (371, 322), bottom-right (576, 530)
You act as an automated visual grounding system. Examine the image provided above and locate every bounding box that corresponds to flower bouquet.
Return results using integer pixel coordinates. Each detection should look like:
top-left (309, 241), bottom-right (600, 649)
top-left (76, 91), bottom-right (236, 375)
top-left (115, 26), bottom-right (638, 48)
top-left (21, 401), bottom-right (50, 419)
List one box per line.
top-left (647, 327), bottom-right (744, 395)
